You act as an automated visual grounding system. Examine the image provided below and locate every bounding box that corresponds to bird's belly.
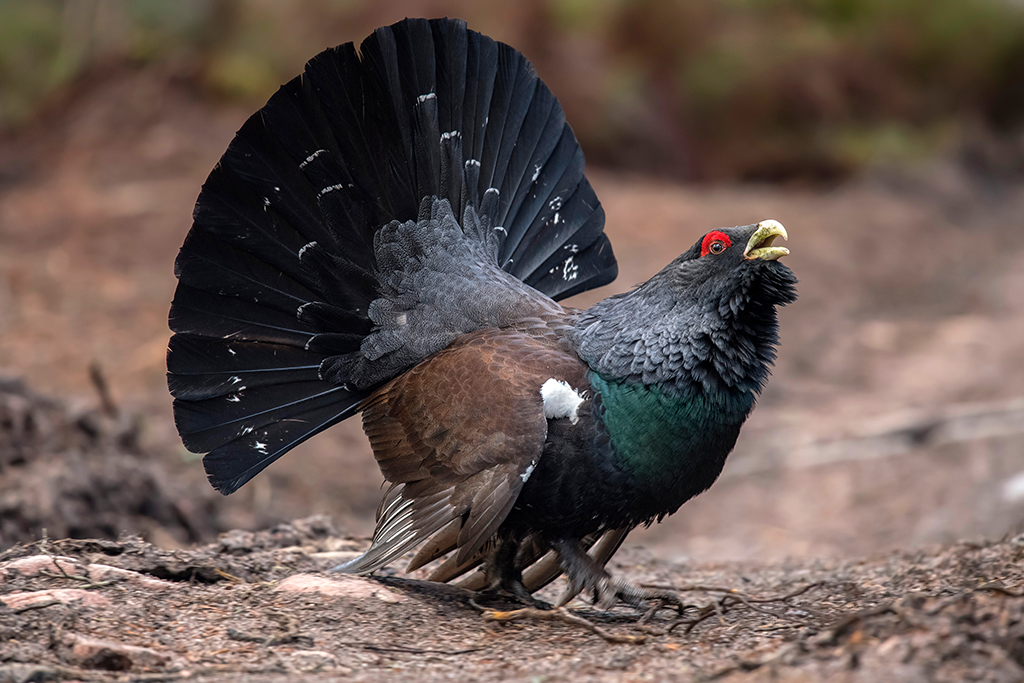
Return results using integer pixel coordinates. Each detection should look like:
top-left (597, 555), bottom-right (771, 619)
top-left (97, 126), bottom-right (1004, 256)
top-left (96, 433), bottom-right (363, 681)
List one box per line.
top-left (503, 409), bottom-right (658, 540)
top-left (502, 396), bottom-right (741, 542)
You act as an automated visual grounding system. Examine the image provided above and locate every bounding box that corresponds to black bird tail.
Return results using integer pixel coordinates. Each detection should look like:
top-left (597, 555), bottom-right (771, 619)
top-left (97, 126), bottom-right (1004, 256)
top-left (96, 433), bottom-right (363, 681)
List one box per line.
top-left (168, 18), bottom-right (617, 495)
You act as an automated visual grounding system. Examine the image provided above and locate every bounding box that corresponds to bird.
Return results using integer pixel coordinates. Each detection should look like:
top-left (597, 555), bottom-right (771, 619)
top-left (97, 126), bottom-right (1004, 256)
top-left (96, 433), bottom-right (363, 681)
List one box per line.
top-left (167, 17), bottom-right (796, 609)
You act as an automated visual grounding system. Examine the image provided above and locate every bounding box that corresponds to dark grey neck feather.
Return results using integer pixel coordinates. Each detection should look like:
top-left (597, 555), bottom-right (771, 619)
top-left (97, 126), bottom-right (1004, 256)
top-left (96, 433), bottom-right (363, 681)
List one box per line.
top-left (573, 260), bottom-right (796, 396)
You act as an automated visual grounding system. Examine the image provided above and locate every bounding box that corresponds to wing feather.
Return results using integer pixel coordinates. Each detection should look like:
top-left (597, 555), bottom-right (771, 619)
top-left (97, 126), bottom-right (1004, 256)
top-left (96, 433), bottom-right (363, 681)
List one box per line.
top-left (338, 329), bottom-right (587, 575)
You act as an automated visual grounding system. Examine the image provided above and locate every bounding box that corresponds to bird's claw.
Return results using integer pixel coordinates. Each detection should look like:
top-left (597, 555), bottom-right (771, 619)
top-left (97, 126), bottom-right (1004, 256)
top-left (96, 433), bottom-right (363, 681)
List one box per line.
top-left (589, 577), bottom-right (687, 614)
top-left (477, 581), bottom-right (553, 610)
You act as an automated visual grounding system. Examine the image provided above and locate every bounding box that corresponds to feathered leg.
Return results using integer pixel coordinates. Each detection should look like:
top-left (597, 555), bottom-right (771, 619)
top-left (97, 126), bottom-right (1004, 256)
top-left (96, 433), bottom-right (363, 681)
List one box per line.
top-left (480, 538), bottom-right (551, 609)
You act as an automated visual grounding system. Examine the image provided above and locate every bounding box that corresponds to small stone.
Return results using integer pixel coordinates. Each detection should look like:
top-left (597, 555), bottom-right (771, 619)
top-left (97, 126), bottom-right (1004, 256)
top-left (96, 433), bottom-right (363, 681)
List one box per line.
top-left (289, 649), bottom-right (348, 673)
top-left (66, 634), bottom-right (169, 671)
top-left (273, 573), bottom-right (405, 603)
top-left (85, 564), bottom-right (176, 590)
top-left (1, 588), bottom-right (112, 610)
top-left (0, 555), bottom-right (81, 582)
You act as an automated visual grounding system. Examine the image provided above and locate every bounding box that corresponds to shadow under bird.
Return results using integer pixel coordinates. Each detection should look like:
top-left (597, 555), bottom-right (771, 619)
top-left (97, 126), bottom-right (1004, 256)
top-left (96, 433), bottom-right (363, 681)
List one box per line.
top-left (168, 18), bottom-right (797, 608)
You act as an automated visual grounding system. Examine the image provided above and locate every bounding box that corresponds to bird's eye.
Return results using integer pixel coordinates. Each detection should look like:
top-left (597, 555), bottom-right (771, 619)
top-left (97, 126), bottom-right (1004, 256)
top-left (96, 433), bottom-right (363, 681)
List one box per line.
top-left (700, 230), bottom-right (732, 257)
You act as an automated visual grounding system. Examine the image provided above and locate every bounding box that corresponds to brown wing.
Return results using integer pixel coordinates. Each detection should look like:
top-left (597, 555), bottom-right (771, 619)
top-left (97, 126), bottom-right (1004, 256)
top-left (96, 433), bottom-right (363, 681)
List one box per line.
top-left (336, 328), bottom-right (587, 575)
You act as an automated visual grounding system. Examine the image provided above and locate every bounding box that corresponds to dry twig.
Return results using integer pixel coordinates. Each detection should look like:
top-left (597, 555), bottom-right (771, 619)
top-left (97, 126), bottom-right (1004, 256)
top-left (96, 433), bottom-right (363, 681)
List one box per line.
top-left (634, 582), bottom-right (826, 636)
top-left (470, 600), bottom-right (645, 644)
top-left (12, 599), bottom-right (61, 614)
top-left (40, 556), bottom-right (117, 590)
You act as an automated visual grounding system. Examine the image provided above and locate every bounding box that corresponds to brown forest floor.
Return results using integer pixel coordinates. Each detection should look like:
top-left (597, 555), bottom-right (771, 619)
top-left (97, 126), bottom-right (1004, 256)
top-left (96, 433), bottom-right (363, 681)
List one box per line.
top-left (2, 67), bottom-right (1024, 681)
top-left (2, 519), bottom-right (1024, 682)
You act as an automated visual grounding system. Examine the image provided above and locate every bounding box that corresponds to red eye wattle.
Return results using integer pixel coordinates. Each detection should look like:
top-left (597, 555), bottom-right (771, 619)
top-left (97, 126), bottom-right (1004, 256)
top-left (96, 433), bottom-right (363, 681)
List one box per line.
top-left (701, 231), bottom-right (732, 257)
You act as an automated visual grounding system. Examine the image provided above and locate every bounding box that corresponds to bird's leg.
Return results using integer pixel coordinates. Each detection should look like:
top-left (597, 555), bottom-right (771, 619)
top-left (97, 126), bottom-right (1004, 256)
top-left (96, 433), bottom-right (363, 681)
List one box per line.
top-left (479, 538), bottom-right (552, 609)
top-left (551, 538), bottom-right (685, 613)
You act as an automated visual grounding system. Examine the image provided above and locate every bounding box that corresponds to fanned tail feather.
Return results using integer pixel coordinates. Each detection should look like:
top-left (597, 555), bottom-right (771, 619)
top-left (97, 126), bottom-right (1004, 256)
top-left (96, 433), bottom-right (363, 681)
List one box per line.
top-left (168, 17), bottom-right (617, 495)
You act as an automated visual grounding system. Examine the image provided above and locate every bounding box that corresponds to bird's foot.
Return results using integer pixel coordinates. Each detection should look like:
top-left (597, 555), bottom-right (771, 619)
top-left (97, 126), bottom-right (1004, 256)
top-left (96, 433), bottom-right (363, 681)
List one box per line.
top-left (476, 578), bottom-right (552, 610)
top-left (552, 538), bottom-right (685, 614)
top-left (591, 577), bottom-right (686, 614)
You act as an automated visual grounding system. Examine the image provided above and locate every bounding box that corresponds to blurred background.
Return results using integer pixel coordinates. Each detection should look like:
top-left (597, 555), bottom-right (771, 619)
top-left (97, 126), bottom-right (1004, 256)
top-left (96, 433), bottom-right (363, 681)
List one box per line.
top-left (2, 0), bottom-right (1024, 565)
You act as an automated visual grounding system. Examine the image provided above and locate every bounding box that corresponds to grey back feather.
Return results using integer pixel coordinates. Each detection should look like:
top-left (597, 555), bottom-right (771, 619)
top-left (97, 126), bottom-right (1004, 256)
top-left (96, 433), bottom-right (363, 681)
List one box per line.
top-left (320, 194), bottom-right (562, 389)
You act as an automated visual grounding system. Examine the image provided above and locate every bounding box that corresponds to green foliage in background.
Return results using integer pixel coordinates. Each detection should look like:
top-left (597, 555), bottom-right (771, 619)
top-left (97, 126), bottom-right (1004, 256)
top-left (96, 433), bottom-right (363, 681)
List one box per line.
top-left (2, 0), bottom-right (1023, 181)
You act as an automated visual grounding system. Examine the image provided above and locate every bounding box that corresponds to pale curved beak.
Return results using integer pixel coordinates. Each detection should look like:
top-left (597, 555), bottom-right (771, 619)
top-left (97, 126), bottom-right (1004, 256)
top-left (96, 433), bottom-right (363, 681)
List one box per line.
top-left (743, 220), bottom-right (790, 261)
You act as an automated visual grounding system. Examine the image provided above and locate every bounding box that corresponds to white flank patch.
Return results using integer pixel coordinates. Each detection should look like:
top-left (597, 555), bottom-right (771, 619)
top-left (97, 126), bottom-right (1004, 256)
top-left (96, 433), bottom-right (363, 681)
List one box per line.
top-left (540, 378), bottom-right (584, 425)
top-left (1003, 470), bottom-right (1024, 502)
top-left (521, 460), bottom-right (537, 483)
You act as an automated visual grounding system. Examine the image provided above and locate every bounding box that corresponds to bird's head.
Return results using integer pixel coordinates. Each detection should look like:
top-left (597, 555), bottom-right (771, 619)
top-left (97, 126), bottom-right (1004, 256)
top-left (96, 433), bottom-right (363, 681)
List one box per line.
top-left (663, 219), bottom-right (797, 317)
top-left (575, 220), bottom-right (797, 395)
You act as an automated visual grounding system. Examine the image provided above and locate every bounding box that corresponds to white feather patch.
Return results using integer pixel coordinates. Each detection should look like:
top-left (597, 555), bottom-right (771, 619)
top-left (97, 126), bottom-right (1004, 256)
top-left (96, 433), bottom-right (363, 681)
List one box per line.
top-left (540, 378), bottom-right (584, 425)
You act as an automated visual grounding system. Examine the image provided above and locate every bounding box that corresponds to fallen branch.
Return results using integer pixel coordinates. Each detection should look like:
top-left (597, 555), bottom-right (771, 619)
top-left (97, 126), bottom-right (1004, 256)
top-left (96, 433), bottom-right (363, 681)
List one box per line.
top-left (40, 556), bottom-right (118, 590)
top-left (706, 643), bottom-right (798, 680)
top-left (635, 582), bottom-right (827, 635)
top-left (348, 643), bottom-right (484, 655)
top-left (12, 599), bottom-right (61, 614)
top-left (471, 601), bottom-right (645, 644)
top-left (226, 628), bottom-right (311, 647)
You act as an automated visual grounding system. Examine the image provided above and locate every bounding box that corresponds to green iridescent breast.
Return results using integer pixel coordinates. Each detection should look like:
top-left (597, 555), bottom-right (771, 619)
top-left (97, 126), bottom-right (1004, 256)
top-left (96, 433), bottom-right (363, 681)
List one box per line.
top-left (588, 372), bottom-right (754, 484)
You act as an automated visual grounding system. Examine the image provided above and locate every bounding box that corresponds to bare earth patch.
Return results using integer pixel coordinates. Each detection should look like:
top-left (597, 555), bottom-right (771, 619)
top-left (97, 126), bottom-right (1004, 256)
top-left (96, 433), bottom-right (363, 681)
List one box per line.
top-left (0, 519), bottom-right (1022, 682)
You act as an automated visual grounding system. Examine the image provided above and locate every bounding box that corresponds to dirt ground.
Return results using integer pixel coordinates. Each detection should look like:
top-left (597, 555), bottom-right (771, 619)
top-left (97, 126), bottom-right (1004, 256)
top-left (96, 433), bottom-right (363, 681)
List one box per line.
top-left (2, 520), bottom-right (1024, 682)
top-left (2, 67), bottom-right (1024, 681)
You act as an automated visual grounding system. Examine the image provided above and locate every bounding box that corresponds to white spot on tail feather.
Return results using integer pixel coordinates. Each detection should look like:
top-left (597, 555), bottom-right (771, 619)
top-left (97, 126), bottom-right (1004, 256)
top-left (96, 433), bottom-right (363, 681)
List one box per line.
top-left (562, 255), bottom-right (579, 281)
top-left (254, 441), bottom-right (268, 454)
top-left (298, 241), bottom-right (317, 259)
top-left (319, 184), bottom-right (350, 198)
top-left (417, 92), bottom-right (436, 103)
top-left (532, 164), bottom-right (542, 182)
top-left (540, 378), bottom-right (584, 425)
top-left (299, 149), bottom-right (327, 168)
